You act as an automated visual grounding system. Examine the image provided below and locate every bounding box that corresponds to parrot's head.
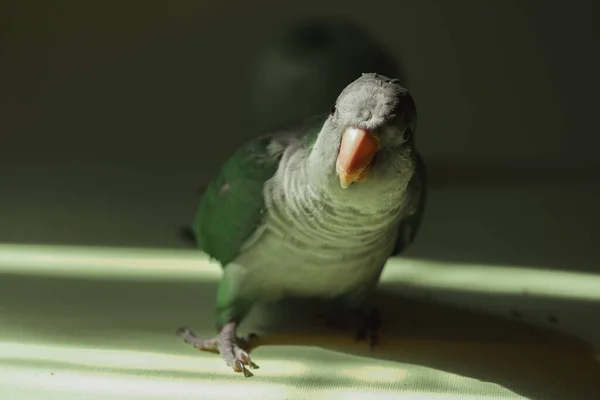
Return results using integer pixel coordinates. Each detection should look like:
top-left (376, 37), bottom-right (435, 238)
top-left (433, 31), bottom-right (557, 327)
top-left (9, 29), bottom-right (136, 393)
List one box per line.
top-left (309, 73), bottom-right (417, 198)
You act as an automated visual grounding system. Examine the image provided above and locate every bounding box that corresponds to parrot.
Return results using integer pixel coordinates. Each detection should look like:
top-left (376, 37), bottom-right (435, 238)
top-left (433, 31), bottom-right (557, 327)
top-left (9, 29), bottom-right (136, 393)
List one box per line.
top-left (177, 73), bottom-right (427, 377)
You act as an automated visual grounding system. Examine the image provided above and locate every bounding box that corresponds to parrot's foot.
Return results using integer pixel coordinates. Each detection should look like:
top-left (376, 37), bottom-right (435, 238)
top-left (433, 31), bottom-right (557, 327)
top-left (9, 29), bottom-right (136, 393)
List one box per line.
top-left (354, 306), bottom-right (381, 351)
top-left (176, 324), bottom-right (259, 377)
top-left (317, 305), bottom-right (382, 351)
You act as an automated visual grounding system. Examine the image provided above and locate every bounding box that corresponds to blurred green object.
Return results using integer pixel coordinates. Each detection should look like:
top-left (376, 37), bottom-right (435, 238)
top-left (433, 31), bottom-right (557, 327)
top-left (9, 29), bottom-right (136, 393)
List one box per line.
top-left (249, 19), bottom-right (404, 133)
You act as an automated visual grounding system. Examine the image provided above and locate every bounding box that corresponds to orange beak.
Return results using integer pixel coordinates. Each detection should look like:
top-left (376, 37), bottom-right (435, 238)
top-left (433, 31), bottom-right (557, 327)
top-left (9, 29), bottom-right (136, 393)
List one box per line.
top-left (335, 127), bottom-right (381, 189)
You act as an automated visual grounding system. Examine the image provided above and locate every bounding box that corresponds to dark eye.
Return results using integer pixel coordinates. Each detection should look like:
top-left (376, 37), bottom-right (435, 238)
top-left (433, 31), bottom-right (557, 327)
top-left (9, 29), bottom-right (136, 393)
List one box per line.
top-left (330, 104), bottom-right (336, 116)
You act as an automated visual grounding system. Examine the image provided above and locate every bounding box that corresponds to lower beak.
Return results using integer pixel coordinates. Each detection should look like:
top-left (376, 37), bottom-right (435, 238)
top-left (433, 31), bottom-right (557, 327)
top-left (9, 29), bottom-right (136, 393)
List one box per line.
top-left (335, 127), bottom-right (381, 189)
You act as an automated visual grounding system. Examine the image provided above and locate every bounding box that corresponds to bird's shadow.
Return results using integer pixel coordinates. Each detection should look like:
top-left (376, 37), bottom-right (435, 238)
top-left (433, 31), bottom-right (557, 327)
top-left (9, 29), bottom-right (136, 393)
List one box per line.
top-left (241, 289), bottom-right (600, 400)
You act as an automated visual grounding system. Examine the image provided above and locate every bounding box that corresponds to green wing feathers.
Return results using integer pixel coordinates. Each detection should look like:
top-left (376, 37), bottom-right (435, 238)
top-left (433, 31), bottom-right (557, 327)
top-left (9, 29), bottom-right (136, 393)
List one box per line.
top-left (192, 136), bottom-right (282, 267)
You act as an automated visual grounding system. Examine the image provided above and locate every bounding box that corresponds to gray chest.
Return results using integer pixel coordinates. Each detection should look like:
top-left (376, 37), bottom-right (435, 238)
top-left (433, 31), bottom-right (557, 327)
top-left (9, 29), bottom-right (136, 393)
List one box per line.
top-left (235, 200), bottom-right (399, 300)
top-left (233, 145), bottom-right (408, 300)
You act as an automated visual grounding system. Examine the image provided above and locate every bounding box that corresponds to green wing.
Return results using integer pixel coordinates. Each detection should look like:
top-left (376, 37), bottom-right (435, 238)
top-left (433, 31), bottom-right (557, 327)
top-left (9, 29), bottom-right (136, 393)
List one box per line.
top-left (189, 114), bottom-right (330, 265)
top-left (192, 135), bottom-right (284, 267)
top-left (393, 151), bottom-right (427, 255)
top-left (190, 116), bottom-right (326, 265)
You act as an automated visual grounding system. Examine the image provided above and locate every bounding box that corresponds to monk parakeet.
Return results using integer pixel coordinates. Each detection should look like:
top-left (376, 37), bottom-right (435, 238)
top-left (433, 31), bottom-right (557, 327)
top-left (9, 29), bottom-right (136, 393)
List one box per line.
top-left (178, 73), bottom-right (426, 377)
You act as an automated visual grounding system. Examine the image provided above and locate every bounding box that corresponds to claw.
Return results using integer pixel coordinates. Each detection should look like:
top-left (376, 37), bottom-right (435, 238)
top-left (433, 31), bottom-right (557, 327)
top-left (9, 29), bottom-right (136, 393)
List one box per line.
top-left (236, 349), bottom-right (259, 369)
top-left (233, 360), bottom-right (253, 377)
top-left (178, 323), bottom-right (259, 376)
top-left (176, 327), bottom-right (194, 340)
top-left (177, 327), bottom-right (196, 346)
top-left (238, 350), bottom-right (250, 364)
top-left (233, 359), bottom-right (243, 372)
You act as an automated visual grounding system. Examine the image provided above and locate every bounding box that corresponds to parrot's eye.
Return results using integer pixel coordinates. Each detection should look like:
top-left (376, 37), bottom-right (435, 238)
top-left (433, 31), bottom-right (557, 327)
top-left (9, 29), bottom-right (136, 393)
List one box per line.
top-left (330, 104), bottom-right (337, 116)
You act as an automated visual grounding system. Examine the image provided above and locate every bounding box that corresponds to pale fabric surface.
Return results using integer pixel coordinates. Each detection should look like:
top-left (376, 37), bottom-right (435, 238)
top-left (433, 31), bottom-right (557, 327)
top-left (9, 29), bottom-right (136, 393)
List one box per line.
top-left (0, 246), bottom-right (599, 399)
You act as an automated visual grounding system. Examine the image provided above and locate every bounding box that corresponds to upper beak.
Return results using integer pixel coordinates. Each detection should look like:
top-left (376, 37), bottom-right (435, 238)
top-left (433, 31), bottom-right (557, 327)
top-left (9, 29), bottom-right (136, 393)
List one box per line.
top-left (335, 127), bottom-right (381, 189)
